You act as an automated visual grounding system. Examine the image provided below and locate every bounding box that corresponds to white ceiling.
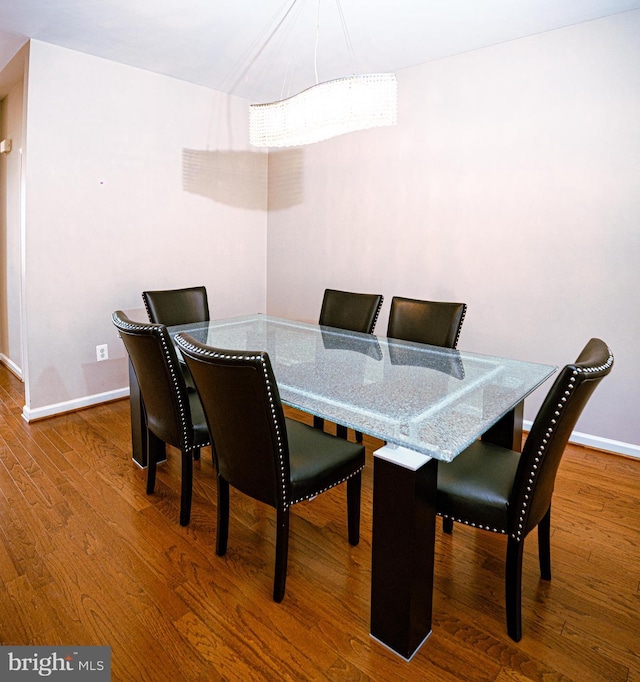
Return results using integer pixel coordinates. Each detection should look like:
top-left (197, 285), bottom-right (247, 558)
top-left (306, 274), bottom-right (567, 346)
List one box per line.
top-left (1, 0), bottom-right (640, 102)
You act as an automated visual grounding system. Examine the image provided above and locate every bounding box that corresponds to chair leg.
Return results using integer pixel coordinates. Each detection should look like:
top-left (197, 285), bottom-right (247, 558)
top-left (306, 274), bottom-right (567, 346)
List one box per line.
top-left (193, 447), bottom-right (201, 461)
top-left (347, 473), bottom-right (362, 546)
top-left (273, 507), bottom-right (290, 602)
top-left (179, 449), bottom-right (193, 526)
top-left (313, 415), bottom-right (324, 431)
top-left (443, 517), bottom-right (454, 534)
top-left (506, 537), bottom-right (524, 642)
top-left (538, 506), bottom-right (552, 581)
top-left (216, 476), bottom-right (230, 556)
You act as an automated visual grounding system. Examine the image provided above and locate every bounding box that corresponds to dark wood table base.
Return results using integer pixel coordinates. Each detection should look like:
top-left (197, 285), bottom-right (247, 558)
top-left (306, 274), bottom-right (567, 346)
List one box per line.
top-left (370, 404), bottom-right (524, 659)
top-left (370, 456), bottom-right (437, 660)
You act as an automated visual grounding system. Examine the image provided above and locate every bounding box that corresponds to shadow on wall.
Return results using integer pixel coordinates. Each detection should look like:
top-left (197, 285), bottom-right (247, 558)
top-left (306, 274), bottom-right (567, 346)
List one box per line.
top-left (182, 148), bottom-right (304, 210)
top-left (267, 149), bottom-right (305, 210)
top-left (82, 357), bottom-right (129, 396)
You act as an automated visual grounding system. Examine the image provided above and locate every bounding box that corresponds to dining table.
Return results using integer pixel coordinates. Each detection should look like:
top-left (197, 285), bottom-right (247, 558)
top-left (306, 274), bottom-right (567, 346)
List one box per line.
top-left (128, 313), bottom-right (556, 660)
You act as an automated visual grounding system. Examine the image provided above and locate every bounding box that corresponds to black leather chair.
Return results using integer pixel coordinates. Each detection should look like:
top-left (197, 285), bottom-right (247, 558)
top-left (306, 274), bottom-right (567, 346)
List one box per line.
top-left (142, 285), bottom-right (210, 327)
top-left (319, 288), bottom-right (383, 335)
top-left (112, 311), bottom-right (211, 526)
top-left (317, 288), bottom-right (383, 439)
top-left (142, 286), bottom-right (210, 439)
top-left (176, 332), bottom-right (366, 602)
top-left (437, 338), bottom-right (613, 641)
top-left (387, 296), bottom-right (467, 349)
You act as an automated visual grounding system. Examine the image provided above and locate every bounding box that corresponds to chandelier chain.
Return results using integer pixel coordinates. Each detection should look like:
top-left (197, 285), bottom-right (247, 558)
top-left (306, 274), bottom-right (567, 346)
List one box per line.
top-left (335, 0), bottom-right (356, 75)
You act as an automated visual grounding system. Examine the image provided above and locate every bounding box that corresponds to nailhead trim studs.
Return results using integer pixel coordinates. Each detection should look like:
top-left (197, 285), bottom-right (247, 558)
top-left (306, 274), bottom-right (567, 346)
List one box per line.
top-left (113, 313), bottom-right (210, 453)
top-left (175, 334), bottom-right (364, 511)
top-left (511, 346), bottom-right (613, 541)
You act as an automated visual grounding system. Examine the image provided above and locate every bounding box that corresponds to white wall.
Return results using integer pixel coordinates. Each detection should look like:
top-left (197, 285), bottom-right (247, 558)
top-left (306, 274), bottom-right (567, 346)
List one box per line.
top-left (23, 41), bottom-right (268, 418)
top-left (266, 11), bottom-right (640, 454)
top-left (0, 49), bottom-right (26, 377)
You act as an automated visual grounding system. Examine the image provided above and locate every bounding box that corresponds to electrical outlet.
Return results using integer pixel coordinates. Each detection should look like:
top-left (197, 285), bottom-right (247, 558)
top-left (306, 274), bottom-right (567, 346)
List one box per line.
top-left (96, 344), bottom-right (108, 362)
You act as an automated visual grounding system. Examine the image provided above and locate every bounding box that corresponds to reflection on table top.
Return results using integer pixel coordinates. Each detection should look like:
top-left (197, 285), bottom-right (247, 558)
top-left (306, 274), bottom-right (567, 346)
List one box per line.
top-left (169, 314), bottom-right (556, 462)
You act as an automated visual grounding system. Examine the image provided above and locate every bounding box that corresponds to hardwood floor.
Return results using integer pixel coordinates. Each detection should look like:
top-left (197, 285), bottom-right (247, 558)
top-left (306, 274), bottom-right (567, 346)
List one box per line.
top-left (0, 364), bottom-right (638, 681)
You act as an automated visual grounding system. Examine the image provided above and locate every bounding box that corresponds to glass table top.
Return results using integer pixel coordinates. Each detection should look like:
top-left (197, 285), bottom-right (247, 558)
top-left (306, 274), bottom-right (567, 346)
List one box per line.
top-left (169, 314), bottom-right (556, 462)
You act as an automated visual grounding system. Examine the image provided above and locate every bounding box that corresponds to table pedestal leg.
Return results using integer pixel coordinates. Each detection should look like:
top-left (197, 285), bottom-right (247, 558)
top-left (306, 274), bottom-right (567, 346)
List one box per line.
top-left (482, 401), bottom-right (524, 451)
top-left (129, 360), bottom-right (166, 468)
top-left (370, 452), bottom-right (437, 660)
top-left (129, 360), bottom-right (147, 467)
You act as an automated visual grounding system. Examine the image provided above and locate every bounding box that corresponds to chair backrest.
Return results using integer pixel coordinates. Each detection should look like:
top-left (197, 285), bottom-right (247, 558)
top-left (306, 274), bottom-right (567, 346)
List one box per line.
top-left (386, 296), bottom-right (467, 348)
top-left (112, 311), bottom-right (195, 450)
top-left (142, 286), bottom-right (210, 327)
top-left (509, 338), bottom-right (613, 539)
top-left (176, 333), bottom-right (289, 509)
top-left (319, 289), bottom-right (383, 334)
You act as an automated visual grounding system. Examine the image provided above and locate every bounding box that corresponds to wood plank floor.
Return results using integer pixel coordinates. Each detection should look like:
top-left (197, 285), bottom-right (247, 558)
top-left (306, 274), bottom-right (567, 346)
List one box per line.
top-left (0, 364), bottom-right (638, 681)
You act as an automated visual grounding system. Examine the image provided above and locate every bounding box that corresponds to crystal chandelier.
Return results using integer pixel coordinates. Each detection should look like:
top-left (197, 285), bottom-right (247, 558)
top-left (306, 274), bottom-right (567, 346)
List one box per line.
top-left (250, 73), bottom-right (397, 148)
top-left (248, 0), bottom-right (398, 148)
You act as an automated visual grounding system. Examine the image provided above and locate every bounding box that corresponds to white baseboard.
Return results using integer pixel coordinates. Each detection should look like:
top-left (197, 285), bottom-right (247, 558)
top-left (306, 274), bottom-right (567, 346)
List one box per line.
top-left (523, 420), bottom-right (639, 460)
top-left (0, 353), bottom-right (23, 380)
top-left (22, 387), bottom-right (129, 422)
top-left (16, 392), bottom-right (639, 460)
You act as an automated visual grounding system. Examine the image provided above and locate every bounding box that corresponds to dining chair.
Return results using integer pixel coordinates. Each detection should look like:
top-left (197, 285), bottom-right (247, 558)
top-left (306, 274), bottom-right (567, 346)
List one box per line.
top-left (436, 337), bottom-right (613, 641)
top-left (142, 285), bottom-right (210, 417)
top-left (176, 332), bottom-right (366, 602)
top-left (142, 285), bottom-right (210, 327)
top-left (317, 288), bottom-right (384, 439)
top-left (112, 311), bottom-right (211, 526)
top-left (386, 296), bottom-right (467, 349)
top-left (318, 288), bottom-right (383, 335)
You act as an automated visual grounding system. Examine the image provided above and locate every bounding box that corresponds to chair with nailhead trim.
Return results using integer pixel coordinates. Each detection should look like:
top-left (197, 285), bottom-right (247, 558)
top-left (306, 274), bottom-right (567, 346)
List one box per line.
top-left (386, 296), bottom-right (467, 349)
top-left (318, 288), bottom-right (383, 336)
top-left (176, 332), bottom-right (366, 603)
top-left (112, 311), bottom-right (211, 526)
top-left (142, 286), bottom-right (210, 328)
top-left (436, 338), bottom-right (613, 641)
top-left (142, 286), bottom-right (210, 457)
top-left (316, 288), bottom-right (383, 440)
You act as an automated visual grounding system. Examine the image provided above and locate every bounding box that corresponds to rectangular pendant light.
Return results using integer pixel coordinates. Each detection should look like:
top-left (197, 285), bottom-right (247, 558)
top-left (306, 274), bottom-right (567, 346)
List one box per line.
top-left (249, 73), bottom-right (397, 148)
